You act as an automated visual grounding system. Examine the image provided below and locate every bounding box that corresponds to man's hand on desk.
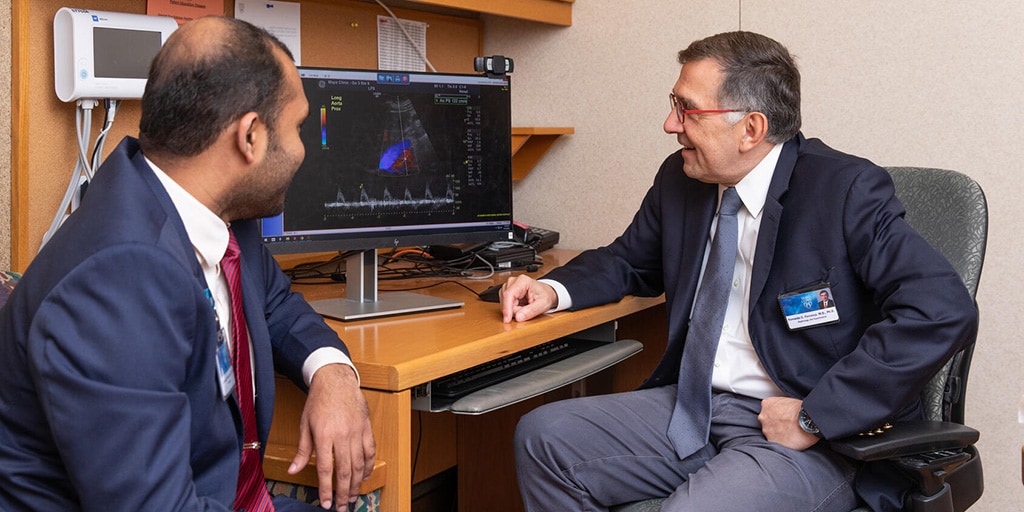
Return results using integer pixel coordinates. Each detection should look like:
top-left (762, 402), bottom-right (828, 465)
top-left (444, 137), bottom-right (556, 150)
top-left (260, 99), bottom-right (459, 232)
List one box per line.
top-left (500, 275), bottom-right (558, 323)
top-left (289, 363), bottom-right (375, 511)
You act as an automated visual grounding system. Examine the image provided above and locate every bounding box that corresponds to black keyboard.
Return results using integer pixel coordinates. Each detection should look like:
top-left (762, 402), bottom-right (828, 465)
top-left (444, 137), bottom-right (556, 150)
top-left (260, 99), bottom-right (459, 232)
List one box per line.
top-left (431, 338), bottom-right (602, 399)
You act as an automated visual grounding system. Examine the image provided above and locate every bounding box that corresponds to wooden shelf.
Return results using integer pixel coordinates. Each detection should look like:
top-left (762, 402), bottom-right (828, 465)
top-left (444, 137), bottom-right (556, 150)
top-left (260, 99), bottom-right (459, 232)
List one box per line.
top-left (404, 0), bottom-right (574, 26)
top-left (264, 443), bottom-right (388, 495)
top-left (511, 127), bottom-right (574, 181)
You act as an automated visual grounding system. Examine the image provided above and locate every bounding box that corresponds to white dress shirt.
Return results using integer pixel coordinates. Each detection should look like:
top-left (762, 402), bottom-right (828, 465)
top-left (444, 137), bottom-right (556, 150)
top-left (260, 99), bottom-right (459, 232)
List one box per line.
top-left (544, 144), bottom-right (785, 400)
top-left (706, 144), bottom-right (784, 399)
top-left (147, 158), bottom-right (357, 392)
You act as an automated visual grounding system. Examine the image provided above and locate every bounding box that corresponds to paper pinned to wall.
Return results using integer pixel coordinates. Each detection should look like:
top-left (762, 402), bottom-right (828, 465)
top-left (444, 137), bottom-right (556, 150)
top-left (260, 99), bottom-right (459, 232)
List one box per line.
top-left (146, 0), bottom-right (225, 25)
top-left (235, 1), bottom-right (302, 65)
top-left (377, 15), bottom-right (428, 71)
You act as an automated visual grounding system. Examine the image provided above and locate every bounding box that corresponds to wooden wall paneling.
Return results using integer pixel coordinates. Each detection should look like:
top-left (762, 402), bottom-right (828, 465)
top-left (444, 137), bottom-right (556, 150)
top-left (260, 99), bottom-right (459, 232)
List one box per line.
top-left (301, 0), bottom-right (482, 73)
top-left (12, 0), bottom-right (482, 270)
top-left (610, 304), bottom-right (668, 393)
top-left (13, 0), bottom-right (149, 270)
top-left (405, 0), bottom-right (574, 26)
top-left (410, 408), bottom-right (457, 483)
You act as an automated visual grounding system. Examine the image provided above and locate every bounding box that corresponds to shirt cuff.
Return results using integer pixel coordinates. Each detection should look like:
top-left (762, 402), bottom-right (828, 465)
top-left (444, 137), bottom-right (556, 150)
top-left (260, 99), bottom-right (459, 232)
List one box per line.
top-left (303, 347), bottom-right (360, 387)
top-left (538, 278), bottom-right (572, 312)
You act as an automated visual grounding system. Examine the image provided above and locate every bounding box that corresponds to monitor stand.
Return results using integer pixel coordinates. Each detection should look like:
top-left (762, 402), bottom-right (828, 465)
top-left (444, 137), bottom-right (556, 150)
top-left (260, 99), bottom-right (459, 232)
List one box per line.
top-left (308, 249), bottom-right (463, 322)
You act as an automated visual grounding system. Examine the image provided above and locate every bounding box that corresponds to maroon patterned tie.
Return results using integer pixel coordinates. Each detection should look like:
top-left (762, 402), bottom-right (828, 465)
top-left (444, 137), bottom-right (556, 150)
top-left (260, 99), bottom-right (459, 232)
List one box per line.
top-left (223, 229), bottom-right (275, 512)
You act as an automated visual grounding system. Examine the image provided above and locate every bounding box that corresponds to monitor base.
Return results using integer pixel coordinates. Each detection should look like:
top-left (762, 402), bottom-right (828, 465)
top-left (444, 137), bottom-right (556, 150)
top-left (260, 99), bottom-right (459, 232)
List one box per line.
top-left (309, 292), bottom-right (463, 322)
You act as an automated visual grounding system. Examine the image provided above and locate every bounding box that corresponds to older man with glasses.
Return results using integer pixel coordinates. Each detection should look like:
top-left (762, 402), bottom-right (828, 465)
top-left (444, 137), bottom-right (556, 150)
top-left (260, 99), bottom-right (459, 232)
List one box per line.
top-left (498, 31), bottom-right (976, 512)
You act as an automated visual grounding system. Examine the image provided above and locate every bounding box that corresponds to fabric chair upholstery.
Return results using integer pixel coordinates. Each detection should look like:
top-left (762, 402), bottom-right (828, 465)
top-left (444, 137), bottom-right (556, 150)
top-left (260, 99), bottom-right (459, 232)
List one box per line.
top-left (0, 271), bottom-right (21, 308)
top-left (612, 167), bottom-right (986, 512)
top-left (885, 167), bottom-right (986, 426)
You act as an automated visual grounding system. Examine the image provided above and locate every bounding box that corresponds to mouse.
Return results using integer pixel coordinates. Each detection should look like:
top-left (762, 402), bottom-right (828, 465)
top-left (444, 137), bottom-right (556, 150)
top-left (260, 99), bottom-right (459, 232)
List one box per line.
top-left (478, 283), bottom-right (503, 303)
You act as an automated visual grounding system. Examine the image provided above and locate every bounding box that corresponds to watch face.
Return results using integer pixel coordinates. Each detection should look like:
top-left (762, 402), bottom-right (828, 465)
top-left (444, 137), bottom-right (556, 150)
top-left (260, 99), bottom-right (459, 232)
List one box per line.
top-left (799, 409), bottom-right (820, 435)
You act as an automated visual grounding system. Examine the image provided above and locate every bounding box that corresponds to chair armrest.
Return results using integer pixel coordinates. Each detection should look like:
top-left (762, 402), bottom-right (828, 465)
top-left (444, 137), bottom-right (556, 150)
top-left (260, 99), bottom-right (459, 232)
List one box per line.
top-left (830, 421), bottom-right (984, 511)
top-left (828, 421), bottom-right (979, 462)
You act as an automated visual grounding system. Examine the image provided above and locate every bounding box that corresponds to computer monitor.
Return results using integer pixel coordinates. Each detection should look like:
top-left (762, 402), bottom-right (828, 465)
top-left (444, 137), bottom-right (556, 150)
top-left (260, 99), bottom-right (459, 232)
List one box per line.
top-left (260, 67), bottom-right (514, 321)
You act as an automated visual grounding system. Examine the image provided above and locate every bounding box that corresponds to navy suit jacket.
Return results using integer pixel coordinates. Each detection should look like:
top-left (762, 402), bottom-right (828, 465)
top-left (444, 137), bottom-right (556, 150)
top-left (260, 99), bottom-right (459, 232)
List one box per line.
top-left (0, 137), bottom-right (343, 511)
top-left (544, 134), bottom-right (978, 509)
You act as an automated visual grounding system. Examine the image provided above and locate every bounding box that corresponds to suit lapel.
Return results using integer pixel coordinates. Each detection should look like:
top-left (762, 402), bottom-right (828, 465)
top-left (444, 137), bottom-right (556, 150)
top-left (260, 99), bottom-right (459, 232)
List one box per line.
top-left (129, 141), bottom-right (250, 435)
top-left (234, 228), bottom-right (276, 442)
top-left (119, 140), bottom-right (251, 444)
top-left (674, 181), bottom-right (718, 325)
top-left (749, 135), bottom-right (800, 312)
top-left (130, 145), bottom-right (208, 285)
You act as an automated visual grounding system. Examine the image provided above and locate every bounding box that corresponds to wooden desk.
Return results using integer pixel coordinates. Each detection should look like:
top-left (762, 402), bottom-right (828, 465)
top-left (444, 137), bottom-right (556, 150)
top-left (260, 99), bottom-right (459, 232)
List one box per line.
top-left (265, 249), bottom-right (667, 512)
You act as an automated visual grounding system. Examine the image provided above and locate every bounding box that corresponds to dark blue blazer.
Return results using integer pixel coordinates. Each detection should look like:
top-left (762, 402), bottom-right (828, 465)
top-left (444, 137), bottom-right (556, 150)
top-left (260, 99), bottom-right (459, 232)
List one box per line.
top-left (0, 137), bottom-right (340, 511)
top-left (544, 134), bottom-right (978, 510)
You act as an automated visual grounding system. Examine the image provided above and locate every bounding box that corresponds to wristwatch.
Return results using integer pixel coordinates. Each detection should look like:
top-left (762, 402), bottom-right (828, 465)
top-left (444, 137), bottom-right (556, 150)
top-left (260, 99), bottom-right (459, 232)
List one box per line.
top-left (798, 408), bottom-right (823, 438)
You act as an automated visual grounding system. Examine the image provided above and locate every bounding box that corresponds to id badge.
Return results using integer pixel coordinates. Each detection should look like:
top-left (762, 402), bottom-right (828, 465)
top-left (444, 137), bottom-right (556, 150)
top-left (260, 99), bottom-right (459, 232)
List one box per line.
top-left (216, 339), bottom-right (236, 401)
top-left (207, 288), bottom-right (236, 400)
top-left (777, 282), bottom-right (840, 331)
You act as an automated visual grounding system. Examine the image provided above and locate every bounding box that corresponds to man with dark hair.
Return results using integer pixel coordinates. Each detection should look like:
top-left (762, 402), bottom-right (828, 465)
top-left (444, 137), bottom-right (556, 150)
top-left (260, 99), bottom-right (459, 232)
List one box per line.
top-left (502, 31), bottom-right (976, 511)
top-left (819, 290), bottom-right (836, 309)
top-left (0, 16), bottom-right (373, 512)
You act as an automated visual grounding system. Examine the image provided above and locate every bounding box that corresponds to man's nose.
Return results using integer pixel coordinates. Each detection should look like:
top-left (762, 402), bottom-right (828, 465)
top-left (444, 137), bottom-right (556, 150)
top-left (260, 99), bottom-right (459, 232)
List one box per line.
top-left (664, 110), bottom-right (683, 134)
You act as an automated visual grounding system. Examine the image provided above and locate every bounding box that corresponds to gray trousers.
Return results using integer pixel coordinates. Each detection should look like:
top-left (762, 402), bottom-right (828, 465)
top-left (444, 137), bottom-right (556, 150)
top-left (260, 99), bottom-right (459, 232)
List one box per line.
top-left (514, 386), bottom-right (860, 512)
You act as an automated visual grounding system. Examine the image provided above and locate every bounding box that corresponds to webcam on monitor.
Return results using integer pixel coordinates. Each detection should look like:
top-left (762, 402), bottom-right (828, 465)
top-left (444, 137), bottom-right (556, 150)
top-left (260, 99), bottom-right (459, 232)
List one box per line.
top-left (474, 55), bottom-right (514, 78)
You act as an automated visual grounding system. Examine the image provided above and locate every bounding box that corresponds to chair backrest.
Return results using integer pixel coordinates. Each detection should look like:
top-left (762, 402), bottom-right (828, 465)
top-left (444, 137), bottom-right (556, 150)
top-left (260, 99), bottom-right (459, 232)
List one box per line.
top-left (885, 167), bottom-right (988, 424)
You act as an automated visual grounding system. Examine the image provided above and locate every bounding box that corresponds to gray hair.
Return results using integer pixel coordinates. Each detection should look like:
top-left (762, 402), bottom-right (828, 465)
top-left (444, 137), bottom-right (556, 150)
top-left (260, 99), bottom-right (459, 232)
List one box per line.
top-left (678, 31), bottom-right (801, 143)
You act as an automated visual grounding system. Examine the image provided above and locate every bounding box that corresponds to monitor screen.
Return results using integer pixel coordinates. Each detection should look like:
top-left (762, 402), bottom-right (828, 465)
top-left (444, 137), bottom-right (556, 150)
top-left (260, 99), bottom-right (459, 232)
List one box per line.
top-left (260, 67), bottom-right (514, 321)
top-left (93, 27), bottom-right (163, 79)
top-left (260, 67), bottom-right (514, 255)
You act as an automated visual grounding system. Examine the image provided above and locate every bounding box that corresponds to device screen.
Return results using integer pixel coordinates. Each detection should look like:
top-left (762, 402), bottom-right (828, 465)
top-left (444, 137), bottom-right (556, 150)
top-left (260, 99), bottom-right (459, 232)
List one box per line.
top-left (93, 27), bottom-right (162, 79)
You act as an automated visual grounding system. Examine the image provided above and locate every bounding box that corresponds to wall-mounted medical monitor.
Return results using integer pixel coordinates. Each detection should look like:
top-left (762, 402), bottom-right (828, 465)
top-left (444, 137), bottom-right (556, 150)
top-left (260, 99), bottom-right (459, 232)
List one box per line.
top-left (54, 8), bottom-right (177, 102)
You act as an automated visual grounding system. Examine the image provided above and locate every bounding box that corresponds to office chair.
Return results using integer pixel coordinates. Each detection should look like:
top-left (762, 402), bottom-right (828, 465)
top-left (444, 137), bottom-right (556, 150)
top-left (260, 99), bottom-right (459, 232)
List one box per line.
top-left (612, 167), bottom-right (987, 512)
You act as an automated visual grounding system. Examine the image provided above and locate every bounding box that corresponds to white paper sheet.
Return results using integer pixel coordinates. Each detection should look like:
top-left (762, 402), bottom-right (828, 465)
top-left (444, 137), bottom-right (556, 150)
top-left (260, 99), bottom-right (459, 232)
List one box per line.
top-left (235, 1), bottom-right (302, 65)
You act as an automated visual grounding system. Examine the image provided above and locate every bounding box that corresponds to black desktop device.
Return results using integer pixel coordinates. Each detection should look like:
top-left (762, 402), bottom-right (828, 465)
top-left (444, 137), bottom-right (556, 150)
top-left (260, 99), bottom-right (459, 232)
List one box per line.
top-left (259, 67), bottom-right (514, 320)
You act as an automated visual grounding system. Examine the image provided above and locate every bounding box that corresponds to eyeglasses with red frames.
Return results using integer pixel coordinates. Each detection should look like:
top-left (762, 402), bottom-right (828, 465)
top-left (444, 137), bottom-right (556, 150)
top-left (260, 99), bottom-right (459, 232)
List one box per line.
top-left (669, 93), bottom-right (746, 123)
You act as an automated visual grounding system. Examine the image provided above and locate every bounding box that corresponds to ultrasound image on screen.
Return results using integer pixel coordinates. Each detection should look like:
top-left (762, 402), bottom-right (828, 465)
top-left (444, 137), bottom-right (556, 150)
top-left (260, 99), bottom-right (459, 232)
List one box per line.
top-left (281, 70), bottom-right (512, 239)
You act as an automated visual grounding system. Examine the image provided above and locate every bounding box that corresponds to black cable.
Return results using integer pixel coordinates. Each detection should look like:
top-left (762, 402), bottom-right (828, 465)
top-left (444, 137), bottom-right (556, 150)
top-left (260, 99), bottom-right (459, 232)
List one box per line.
top-left (281, 252), bottom-right (354, 283)
top-left (412, 410), bottom-right (423, 482)
top-left (282, 247), bottom-right (544, 286)
top-left (380, 279), bottom-right (481, 297)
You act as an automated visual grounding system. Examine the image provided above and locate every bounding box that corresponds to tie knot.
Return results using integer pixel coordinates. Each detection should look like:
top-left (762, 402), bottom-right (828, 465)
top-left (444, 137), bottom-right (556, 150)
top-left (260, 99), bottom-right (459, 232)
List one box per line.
top-left (719, 187), bottom-right (741, 217)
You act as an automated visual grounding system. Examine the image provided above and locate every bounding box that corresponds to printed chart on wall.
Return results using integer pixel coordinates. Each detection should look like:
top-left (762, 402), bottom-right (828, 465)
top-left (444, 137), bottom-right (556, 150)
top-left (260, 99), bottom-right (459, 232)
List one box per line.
top-left (377, 15), bottom-right (428, 71)
top-left (146, 0), bottom-right (225, 25)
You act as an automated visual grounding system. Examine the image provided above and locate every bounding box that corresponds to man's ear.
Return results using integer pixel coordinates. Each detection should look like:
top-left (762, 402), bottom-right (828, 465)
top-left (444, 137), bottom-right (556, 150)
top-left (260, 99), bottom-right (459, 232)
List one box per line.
top-left (234, 112), bottom-right (263, 164)
top-left (738, 111), bottom-right (769, 153)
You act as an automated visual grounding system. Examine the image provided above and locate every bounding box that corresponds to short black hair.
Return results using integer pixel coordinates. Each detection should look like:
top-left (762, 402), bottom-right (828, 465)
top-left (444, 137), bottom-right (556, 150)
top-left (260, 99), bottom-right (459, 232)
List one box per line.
top-left (139, 17), bottom-right (295, 157)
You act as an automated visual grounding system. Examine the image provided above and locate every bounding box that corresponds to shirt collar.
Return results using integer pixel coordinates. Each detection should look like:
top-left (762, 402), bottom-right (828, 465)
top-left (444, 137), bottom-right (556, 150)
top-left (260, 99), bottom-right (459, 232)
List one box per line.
top-left (145, 156), bottom-right (230, 268)
top-left (728, 143), bottom-right (783, 219)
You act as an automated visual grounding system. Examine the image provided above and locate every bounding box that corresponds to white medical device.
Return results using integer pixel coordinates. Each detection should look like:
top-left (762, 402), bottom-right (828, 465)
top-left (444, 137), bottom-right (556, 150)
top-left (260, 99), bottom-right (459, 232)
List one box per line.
top-left (42, 8), bottom-right (177, 251)
top-left (53, 7), bottom-right (177, 102)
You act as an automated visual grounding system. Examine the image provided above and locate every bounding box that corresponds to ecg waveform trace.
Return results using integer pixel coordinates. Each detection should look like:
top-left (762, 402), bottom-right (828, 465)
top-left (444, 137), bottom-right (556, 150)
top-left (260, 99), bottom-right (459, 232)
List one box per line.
top-left (324, 180), bottom-right (457, 218)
